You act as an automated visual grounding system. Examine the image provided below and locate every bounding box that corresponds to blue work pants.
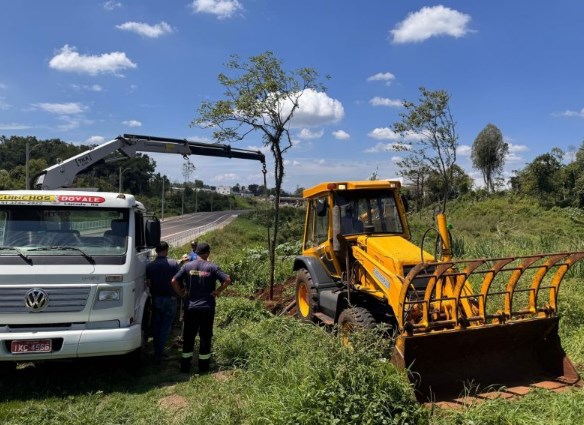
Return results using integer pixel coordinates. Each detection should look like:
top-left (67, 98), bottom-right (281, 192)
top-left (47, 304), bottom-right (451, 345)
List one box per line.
top-left (151, 296), bottom-right (178, 359)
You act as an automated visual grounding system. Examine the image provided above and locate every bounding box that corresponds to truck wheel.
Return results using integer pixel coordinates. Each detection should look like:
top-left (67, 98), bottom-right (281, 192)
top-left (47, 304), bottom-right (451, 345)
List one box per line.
top-left (338, 307), bottom-right (376, 346)
top-left (296, 268), bottom-right (318, 321)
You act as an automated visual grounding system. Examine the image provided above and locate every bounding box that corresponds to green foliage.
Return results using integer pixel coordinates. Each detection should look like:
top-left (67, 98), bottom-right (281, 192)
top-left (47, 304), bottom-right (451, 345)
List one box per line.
top-left (210, 301), bottom-right (427, 425)
top-left (392, 87), bottom-right (458, 212)
top-left (471, 123), bottom-right (508, 192)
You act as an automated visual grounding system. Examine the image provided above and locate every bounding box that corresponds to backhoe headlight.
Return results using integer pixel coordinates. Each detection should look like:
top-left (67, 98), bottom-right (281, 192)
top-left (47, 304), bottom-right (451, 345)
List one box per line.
top-left (98, 288), bottom-right (121, 301)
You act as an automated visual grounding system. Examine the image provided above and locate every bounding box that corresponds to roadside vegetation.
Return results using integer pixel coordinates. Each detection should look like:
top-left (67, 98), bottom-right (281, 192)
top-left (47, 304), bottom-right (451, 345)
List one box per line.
top-left (2, 196), bottom-right (584, 425)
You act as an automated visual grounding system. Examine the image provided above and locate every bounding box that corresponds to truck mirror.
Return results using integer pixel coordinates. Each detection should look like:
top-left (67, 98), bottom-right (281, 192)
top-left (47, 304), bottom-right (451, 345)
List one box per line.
top-left (145, 219), bottom-right (161, 248)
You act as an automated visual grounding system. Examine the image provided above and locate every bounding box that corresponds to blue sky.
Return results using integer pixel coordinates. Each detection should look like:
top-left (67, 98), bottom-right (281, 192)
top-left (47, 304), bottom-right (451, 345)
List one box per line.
top-left (2, 1), bottom-right (584, 192)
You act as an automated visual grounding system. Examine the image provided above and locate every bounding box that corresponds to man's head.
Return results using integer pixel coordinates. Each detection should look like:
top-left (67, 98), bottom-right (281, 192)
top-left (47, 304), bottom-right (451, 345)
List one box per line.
top-left (190, 240), bottom-right (198, 250)
top-left (195, 242), bottom-right (210, 258)
top-left (155, 241), bottom-right (169, 254)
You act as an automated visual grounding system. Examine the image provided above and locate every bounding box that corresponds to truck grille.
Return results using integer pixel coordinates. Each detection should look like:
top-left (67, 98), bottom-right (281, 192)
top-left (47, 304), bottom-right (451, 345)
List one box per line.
top-left (0, 287), bottom-right (91, 313)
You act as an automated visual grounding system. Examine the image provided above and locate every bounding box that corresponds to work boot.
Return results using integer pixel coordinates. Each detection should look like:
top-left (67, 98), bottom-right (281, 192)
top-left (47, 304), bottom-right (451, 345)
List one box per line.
top-left (180, 358), bottom-right (191, 373)
top-left (198, 358), bottom-right (210, 374)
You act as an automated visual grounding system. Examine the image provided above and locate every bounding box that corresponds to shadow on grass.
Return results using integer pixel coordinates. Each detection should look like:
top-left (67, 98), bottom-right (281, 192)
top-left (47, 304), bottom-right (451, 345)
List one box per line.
top-left (0, 329), bottom-right (196, 401)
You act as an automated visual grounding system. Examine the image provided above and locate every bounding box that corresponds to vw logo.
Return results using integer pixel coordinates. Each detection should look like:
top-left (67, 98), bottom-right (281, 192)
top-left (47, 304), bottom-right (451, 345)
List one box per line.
top-left (24, 288), bottom-right (49, 312)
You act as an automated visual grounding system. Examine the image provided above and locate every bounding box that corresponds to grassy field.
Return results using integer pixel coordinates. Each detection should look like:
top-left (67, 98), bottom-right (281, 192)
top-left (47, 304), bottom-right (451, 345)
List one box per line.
top-left (2, 198), bottom-right (584, 424)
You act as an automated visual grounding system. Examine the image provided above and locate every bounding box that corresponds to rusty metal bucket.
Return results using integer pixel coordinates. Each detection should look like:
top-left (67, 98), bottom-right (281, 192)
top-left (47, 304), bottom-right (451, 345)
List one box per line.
top-left (392, 316), bottom-right (581, 403)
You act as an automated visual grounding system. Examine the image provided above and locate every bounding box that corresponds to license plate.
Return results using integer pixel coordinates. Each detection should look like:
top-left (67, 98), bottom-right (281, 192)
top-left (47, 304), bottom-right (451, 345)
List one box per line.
top-left (11, 339), bottom-right (52, 354)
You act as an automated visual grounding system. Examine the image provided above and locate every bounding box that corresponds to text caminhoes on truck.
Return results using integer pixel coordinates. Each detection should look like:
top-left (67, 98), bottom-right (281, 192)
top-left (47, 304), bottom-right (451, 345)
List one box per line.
top-left (0, 134), bottom-right (264, 368)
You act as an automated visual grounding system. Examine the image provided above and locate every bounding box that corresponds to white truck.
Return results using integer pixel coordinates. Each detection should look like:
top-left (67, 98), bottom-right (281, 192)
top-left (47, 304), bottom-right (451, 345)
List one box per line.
top-left (0, 134), bottom-right (264, 369)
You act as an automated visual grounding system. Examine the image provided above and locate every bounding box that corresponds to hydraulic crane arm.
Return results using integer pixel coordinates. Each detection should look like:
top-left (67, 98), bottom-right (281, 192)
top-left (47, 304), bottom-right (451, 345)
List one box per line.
top-left (33, 134), bottom-right (266, 190)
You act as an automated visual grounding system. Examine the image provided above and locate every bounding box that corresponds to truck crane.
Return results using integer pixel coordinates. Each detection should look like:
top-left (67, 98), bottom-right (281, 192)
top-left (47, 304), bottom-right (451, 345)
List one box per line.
top-left (33, 134), bottom-right (265, 190)
top-left (0, 134), bottom-right (264, 372)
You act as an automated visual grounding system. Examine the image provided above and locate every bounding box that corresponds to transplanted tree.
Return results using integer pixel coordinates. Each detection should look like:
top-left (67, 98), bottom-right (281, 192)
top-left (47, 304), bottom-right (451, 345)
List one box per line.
top-left (392, 87), bottom-right (458, 212)
top-left (192, 51), bottom-right (326, 299)
top-left (471, 123), bottom-right (509, 192)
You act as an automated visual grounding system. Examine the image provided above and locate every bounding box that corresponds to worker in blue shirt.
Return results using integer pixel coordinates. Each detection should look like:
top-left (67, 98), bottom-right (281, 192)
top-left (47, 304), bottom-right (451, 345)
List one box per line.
top-left (188, 240), bottom-right (198, 261)
top-left (146, 241), bottom-right (180, 362)
top-left (172, 242), bottom-right (231, 373)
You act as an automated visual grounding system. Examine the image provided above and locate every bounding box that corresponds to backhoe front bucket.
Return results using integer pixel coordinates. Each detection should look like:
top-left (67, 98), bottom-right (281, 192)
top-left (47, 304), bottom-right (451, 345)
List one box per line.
top-left (392, 251), bottom-right (584, 404)
top-left (392, 317), bottom-right (581, 403)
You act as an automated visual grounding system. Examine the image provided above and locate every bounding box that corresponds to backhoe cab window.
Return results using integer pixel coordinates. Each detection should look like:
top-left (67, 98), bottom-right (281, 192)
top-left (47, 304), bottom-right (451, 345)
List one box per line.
top-left (335, 190), bottom-right (403, 235)
top-left (304, 197), bottom-right (329, 249)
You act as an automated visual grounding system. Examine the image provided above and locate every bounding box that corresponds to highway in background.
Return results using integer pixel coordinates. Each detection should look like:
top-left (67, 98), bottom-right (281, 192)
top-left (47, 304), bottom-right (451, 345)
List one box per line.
top-left (160, 210), bottom-right (249, 247)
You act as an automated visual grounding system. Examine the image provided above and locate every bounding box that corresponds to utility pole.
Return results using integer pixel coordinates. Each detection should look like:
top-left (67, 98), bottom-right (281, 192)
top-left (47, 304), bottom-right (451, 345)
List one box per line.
top-left (182, 160), bottom-right (196, 215)
top-left (161, 176), bottom-right (165, 221)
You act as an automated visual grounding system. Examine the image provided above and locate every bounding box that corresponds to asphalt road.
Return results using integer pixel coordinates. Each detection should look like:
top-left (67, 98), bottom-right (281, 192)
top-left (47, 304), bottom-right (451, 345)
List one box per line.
top-left (160, 210), bottom-right (248, 243)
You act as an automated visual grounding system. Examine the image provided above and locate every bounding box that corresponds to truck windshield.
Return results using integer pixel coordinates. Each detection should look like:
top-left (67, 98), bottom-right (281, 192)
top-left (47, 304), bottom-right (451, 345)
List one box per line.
top-left (0, 206), bottom-right (129, 256)
top-left (335, 189), bottom-right (404, 235)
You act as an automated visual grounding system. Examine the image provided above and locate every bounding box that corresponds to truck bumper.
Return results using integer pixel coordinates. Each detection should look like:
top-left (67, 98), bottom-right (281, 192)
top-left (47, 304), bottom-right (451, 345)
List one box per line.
top-left (0, 324), bottom-right (142, 361)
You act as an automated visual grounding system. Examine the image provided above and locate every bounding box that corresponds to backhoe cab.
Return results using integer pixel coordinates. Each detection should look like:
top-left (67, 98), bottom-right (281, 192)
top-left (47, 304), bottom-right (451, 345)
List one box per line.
top-left (294, 180), bottom-right (583, 405)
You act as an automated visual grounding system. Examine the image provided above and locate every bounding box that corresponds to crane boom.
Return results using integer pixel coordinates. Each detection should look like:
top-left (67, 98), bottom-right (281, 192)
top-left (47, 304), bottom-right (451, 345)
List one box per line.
top-left (33, 134), bottom-right (266, 190)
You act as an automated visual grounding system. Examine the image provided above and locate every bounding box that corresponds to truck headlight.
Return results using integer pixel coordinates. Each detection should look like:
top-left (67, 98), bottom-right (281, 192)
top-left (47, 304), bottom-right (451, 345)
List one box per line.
top-left (98, 288), bottom-right (121, 301)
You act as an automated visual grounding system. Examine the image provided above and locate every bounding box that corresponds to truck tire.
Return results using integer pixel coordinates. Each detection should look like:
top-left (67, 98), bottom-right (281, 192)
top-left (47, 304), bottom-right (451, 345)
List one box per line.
top-left (338, 307), bottom-right (376, 346)
top-left (296, 268), bottom-right (318, 321)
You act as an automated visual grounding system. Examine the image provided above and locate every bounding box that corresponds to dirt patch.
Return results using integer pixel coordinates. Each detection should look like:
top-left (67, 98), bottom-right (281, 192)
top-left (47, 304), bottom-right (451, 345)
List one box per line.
top-left (158, 394), bottom-right (189, 414)
top-left (252, 276), bottom-right (296, 315)
top-left (212, 370), bottom-right (235, 382)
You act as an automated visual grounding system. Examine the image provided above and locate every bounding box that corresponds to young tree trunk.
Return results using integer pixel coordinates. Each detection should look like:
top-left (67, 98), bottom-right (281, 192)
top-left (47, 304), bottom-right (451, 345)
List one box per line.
top-left (268, 141), bottom-right (285, 300)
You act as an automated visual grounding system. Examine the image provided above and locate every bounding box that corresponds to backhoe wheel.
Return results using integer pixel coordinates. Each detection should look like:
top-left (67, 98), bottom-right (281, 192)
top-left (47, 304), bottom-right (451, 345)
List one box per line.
top-left (338, 307), bottom-right (376, 346)
top-left (296, 268), bottom-right (318, 321)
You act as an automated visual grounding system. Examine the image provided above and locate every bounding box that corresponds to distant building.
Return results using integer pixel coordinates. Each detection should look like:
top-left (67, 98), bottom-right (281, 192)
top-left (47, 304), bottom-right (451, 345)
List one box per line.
top-left (216, 186), bottom-right (231, 195)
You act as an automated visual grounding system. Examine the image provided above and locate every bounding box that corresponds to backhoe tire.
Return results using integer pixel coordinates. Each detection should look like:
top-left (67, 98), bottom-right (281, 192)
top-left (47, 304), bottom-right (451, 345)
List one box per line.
top-left (296, 268), bottom-right (318, 321)
top-left (338, 307), bottom-right (376, 346)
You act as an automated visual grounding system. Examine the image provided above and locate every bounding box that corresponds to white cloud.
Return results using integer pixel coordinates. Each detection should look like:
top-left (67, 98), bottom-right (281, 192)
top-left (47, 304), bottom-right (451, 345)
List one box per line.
top-left (457, 144), bottom-right (471, 157)
top-left (367, 72), bottom-right (395, 83)
top-left (34, 102), bottom-right (86, 114)
top-left (0, 123), bottom-right (31, 130)
top-left (369, 97), bottom-right (402, 107)
top-left (122, 120), bottom-right (142, 127)
top-left (190, 0), bottom-right (242, 19)
top-left (554, 108), bottom-right (584, 118)
top-left (368, 127), bottom-right (424, 142)
top-left (86, 136), bottom-right (106, 144)
top-left (287, 89), bottom-right (344, 128)
top-left (213, 173), bottom-right (239, 182)
top-left (49, 45), bottom-right (137, 76)
top-left (103, 1), bottom-right (122, 11)
top-left (391, 5), bottom-right (472, 44)
top-left (0, 97), bottom-right (10, 110)
top-left (56, 116), bottom-right (83, 131)
top-left (71, 84), bottom-right (103, 92)
top-left (365, 142), bottom-right (409, 153)
top-left (116, 21), bottom-right (174, 38)
top-left (332, 130), bottom-right (350, 140)
top-left (391, 156), bottom-right (402, 162)
top-left (298, 128), bottom-right (323, 140)
top-left (508, 143), bottom-right (528, 153)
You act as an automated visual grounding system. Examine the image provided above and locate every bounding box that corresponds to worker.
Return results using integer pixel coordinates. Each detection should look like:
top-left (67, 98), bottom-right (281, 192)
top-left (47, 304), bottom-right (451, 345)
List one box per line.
top-left (171, 242), bottom-right (231, 373)
top-left (187, 240), bottom-right (198, 261)
top-left (146, 241), bottom-right (180, 362)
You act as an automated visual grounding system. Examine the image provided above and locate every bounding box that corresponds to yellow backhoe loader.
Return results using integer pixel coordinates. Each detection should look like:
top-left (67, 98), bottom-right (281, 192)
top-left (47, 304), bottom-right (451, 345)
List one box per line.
top-left (293, 180), bottom-right (583, 405)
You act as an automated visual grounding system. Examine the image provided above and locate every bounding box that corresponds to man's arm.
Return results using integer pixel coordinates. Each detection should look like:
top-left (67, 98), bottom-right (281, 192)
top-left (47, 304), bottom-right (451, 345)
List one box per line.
top-left (211, 276), bottom-right (232, 298)
top-left (171, 277), bottom-right (185, 298)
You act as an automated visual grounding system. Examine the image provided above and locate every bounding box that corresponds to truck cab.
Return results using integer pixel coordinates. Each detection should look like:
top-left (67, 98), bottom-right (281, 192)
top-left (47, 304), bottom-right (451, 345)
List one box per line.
top-left (0, 190), bottom-right (159, 363)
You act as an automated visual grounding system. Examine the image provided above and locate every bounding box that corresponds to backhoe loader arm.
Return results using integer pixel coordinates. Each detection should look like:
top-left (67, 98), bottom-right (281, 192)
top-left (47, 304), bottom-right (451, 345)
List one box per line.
top-left (33, 134), bottom-right (266, 190)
